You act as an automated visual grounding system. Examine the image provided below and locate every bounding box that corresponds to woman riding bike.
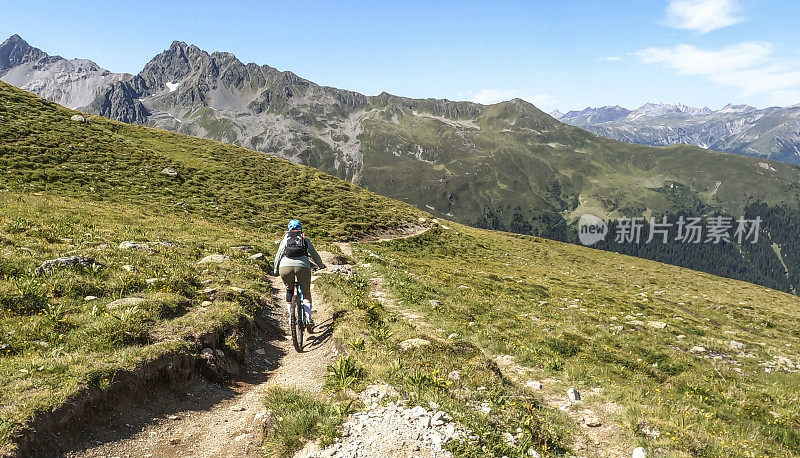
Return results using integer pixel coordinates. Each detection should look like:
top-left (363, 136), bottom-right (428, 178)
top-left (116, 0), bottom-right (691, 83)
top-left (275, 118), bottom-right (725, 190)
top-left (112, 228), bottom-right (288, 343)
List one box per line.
top-left (273, 219), bottom-right (326, 330)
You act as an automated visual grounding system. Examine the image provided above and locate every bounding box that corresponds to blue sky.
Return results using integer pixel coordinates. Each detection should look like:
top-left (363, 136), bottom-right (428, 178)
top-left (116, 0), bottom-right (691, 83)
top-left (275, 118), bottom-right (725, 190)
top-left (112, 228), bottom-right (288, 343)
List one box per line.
top-left (4, 0), bottom-right (800, 111)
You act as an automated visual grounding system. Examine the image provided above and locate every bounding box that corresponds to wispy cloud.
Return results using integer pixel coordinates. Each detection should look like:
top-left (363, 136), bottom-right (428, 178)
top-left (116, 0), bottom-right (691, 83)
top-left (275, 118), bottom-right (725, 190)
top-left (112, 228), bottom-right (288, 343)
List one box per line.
top-left (470, 90), bottom-right (557, 110)
top-left (636, 42), bottom-right (800, 104)
top-left (664, 0), bottom-right (744, 34)
top-left (599, 56), bottom-right (624, 62)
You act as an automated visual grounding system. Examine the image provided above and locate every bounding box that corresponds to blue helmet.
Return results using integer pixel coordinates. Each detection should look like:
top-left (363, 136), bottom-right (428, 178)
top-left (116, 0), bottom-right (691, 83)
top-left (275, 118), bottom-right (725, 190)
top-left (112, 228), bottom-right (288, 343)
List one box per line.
top-left (288, 219), bottom-right (302, 231)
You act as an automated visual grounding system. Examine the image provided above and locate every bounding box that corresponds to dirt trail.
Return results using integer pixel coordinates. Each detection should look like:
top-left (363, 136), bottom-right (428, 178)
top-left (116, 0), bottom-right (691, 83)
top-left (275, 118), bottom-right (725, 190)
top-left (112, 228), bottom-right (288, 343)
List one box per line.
top-left (63, 225), bottom-right (431, 458)
top-left (65, 252), bottom-right (341, 458)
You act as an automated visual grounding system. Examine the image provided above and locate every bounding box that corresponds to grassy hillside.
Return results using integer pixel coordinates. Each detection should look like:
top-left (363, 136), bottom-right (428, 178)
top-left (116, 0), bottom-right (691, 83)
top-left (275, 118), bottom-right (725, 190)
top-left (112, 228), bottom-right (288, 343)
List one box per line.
top-left (2, 81), bottom-right (800, 457)
top-left (321, 224), bottom-right (800, 456)
top-left (0, 81), bottom-right (425, 452)
top-left (359, 99), bottom-right (800, 235)
top-left (0, 81), bottom-right (423, 239)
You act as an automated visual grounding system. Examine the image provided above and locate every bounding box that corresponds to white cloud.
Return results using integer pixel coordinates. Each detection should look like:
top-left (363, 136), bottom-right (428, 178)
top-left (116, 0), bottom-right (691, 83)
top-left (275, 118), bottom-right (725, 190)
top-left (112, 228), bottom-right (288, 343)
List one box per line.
top-left (470, 89), bottom-right (556, 110)
top-left (636, 42), bottom-right (771, 75)
top-left (599, 56), bottom-right (624, 62)
top-left (665, 0), bottom-right (744, 34)
top-left (636, 42), bottom-right (800, 103)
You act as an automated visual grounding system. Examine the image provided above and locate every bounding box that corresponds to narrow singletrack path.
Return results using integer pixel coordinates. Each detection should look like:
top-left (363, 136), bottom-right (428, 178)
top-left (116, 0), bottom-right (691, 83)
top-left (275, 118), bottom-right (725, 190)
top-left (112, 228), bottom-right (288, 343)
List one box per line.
top-left (64, 224), bottom-right (430, 458)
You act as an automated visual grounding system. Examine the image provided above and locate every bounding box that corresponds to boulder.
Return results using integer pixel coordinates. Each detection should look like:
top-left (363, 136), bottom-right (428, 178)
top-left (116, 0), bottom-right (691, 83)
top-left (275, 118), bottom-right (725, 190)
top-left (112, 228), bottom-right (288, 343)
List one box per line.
top-left (690, 346), bottom-right (706, 354)
top-left (567, 387), bottom-right (581, 402)
top-left (647, 321), bottom-right (667, 330)
top-left (729, 340), bottom-right (745, 351)
top-left (249, 252), bottom-right (265, 261)
top-left (35, 255), bottom-right (100, 275)
top-left (70, 114), bottom-right (87, 123)
top-left (107, 297), bottom-right (147, 309)
top-left (198, 254), bottom-right (231, 264)
top-left (118, 241), bottom-right (150, 250)
top-left (633, 447), bottom-right (647, 458)
top-left (161, 167), bottom-right (178, 177)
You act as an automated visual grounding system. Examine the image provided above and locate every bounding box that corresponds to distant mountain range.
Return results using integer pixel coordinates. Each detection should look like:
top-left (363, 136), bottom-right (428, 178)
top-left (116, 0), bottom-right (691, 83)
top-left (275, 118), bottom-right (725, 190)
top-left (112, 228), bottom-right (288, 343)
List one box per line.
top-left (553, 102), bottom-right (800, 165)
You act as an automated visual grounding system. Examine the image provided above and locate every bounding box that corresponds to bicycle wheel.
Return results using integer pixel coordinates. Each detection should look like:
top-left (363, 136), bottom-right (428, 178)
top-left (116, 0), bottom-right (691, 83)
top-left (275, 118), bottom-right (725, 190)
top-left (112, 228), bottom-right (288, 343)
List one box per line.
top-left (291, 292), bottom-right (303, 352)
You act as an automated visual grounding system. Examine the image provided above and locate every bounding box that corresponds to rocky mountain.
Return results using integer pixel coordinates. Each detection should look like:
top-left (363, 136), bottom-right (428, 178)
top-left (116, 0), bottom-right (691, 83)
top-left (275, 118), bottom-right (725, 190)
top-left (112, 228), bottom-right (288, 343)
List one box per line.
top-left (555, 105), bottom-right (630, 126)
top-left (5, 36), bottom-right (800, 265)
top-left (0, 34), bottom-right (128, 109)
top-left (554, 102), bottom-right (800, 165)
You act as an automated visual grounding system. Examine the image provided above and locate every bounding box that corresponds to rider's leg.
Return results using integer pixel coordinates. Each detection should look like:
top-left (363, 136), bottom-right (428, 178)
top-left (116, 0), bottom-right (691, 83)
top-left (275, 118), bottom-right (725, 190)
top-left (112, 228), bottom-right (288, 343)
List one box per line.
top-left (296, 266), bottom-right (313, 323)
top-left (278, 266), bottom-right (297, 315)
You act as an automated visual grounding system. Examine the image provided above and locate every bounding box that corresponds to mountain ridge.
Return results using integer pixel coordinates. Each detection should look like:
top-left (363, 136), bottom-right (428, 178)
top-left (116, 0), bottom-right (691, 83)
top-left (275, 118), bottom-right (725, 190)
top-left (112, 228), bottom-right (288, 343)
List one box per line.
top-left (554, 101), bottom-right (800, 164)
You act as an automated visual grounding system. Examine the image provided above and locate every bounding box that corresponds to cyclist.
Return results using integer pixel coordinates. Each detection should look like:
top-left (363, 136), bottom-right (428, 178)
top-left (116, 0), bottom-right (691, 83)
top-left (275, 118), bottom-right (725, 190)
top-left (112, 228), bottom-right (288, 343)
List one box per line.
top-left (273, 219), bottom-right (326, 330)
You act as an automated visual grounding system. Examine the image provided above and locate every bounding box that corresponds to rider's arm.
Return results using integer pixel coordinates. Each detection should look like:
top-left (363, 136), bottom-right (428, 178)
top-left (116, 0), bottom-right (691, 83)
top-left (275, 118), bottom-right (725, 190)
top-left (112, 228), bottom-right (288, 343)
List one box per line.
top-left (273, 238), bottom-right (286, 275)
top-left (306, 239), bottom-right (326, 270)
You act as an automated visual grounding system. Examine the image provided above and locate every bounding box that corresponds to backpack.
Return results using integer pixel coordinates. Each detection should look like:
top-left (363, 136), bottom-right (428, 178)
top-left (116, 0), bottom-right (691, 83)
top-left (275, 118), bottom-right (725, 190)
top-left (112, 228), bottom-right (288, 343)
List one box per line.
top-left (284, 229), bottom-right (308, 258)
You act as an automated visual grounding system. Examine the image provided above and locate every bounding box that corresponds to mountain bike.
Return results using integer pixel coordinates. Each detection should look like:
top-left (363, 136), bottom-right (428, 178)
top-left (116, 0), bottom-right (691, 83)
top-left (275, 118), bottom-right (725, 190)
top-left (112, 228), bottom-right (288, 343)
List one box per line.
top-left (290, 281), bottom-right (306, 352)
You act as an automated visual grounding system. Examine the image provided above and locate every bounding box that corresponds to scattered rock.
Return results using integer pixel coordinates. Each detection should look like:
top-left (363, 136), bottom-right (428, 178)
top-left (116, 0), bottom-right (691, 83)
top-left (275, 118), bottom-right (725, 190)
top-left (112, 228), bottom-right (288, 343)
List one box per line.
top-left (161, 167), bottom-right (178, 177)
top-left (676, 334), bottom-right (686, 339)
top-left (502, 432), bottom-right (516, 447)
top-left (633, 447), bottom-right (647, 458)
top-left (584, 415), bottom-right (602, 427)
top-left (525, 380), bottom-right (542, 390)
top-left (230, 406), bottom-right (246, 412)
top-left (229, 286), bottom-right (245, 293)
top-left (429, 299), bottom-right (443, 308)
top-left (729, 340), bottom-right (746, 351)
top-left (447, 333), bottom-right (459, 340)
top-left (84, 295), bottom-right (98, 302)
top-left (249, 252), bottom-right (265, 261)
top-left (399, 338), bottom-right (431, 351)
top-left (167, 415), bottom-right (180, 420)
top-left (106, 297), bottom-right (147, 309)
top-left (200, 300), bottom-right (213, 307)
top-left (447, 370), bottom-right (461, 380)
top-left (121, 264), bottom-right (137, 272)
top-left (35, 255), bottom-right (100, 275)
top-left (527, 448), bottom-right (542, 457)
top-left (230, 245), bottom-right (253, 252)
top-left (328, 265), bottom-right (353, 276)
top-left (70, 114), bottom-right (87, 123)
top-left (610, 325), bottom-right (624, 332)
top-left (647, 321), bottom-right (667, 330)
top-left (567, 387), bottom-right (581, 402)
top-left (198, 254), bottom-right (230, 264)
top-left (118, 241), bottom-right (151, 250)
top-left (145, 278), bottom-right (160, 285)
top-left (690, 346), bottom-right (707, 354)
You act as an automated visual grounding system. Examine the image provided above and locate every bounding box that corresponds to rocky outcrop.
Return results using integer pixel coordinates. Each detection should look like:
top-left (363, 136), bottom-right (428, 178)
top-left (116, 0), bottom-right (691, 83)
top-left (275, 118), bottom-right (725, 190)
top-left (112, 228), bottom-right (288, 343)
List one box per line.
top-left (87, 79), bottom-right (150, 124)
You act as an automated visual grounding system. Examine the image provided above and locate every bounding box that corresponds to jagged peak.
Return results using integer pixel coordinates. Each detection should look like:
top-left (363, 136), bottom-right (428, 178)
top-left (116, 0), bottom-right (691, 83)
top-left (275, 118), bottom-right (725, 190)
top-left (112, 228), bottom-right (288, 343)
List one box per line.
top-left (1, 34), bottom-right (48, 71)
